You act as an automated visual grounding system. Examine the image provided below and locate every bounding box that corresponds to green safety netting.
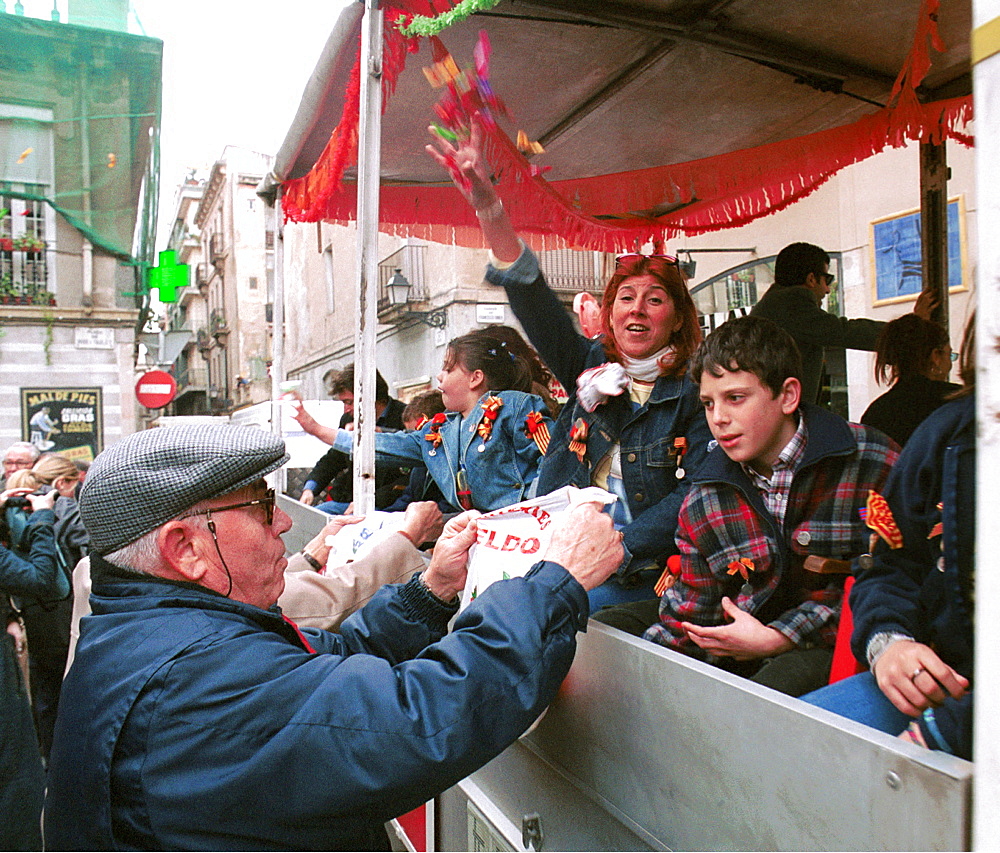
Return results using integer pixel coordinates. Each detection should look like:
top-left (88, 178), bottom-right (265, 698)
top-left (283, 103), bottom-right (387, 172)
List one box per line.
top-left (0, 13), bottom-right (161, 299)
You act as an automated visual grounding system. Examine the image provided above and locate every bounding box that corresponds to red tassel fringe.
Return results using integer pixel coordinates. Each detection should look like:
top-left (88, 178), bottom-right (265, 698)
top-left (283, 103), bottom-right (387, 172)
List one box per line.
top-left (282, 0), bottom-right (974, 252)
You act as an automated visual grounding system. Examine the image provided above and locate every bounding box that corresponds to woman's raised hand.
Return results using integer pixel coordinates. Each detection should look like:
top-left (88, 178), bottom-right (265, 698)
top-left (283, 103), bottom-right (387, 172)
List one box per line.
top-left (426, 114), bottom-right (522, 263)
top-left (425, 114), bottom-right (497, 211)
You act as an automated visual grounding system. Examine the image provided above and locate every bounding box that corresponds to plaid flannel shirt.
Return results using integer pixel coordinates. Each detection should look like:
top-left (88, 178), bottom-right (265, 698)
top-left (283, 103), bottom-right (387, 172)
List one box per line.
top-left (644, 404), bottom-right (898, 657)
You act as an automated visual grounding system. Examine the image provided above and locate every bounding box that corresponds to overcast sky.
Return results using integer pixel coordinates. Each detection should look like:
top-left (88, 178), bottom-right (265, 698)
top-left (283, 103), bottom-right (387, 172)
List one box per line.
top-left (17, 0), bottom-right (351, 249)
top-left (132, 0), bottom-right (352, 249)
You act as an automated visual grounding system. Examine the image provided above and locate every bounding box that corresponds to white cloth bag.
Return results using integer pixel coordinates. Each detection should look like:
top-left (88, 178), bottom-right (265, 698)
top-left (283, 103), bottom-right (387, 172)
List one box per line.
top-left (323, 511), bottom-right (405, 573)
top-left (459, 485), bottom-right (617, 611)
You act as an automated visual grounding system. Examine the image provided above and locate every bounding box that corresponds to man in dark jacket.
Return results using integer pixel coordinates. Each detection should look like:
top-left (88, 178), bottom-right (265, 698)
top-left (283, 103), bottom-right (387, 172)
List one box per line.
top-left (750, 241), bottom-right (935, 404)
top-left (44, 424), bottom-right (621, 851)
top-left (300, 364), bottom-right (409, 511)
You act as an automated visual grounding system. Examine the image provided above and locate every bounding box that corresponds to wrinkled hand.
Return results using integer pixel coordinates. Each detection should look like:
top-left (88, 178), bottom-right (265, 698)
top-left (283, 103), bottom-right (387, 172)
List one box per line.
top-left (681, 597), bottom-right (794, 660)
top-left (873, 638), bottom-right (969, 717)
top-left (300, 515), bottom-right (364, 569)
top-left (913, 288), bottom-right (939, 320)
top-left (425, 114), bottom-right (497, 210)
top-left (423, 510), bottom-right (480, 601)
top-left (299, 489), bottom-right (315, 506)
top-left (400, 501), bottom-right (444, 546)
top-left (543, 503), bottom-right (622, 591)
top-left (26, 490), bottom-right (57, 512)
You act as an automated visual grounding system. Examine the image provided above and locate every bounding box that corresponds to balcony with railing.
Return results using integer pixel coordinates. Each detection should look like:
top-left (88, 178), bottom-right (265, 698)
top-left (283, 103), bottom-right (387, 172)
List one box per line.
top-left (0, 237), bottom-right (55, 306)
top-left (376, 244), bottom-right (428, 318)
top-left (210, 233), bottom-right (226, 267)
top-left (175, 365), bottom-right (208, 393)
top-left (538, 248), bottom-right (613, 297)
top-left (210, 309), bottom-right (230, 342)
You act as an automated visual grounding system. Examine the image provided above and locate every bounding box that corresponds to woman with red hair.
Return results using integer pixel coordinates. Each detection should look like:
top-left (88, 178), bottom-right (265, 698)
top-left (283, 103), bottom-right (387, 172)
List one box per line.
top-left (429, 121), bottom-right (711, 612)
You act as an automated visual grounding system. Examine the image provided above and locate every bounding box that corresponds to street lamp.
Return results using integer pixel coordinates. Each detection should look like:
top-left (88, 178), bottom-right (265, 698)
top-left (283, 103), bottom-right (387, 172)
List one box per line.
top-left (385, 268), bottom-right (447, 328)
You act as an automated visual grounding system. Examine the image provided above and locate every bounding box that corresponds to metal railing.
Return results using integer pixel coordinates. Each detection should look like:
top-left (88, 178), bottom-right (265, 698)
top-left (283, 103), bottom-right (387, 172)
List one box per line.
top-left (376, 243), bottom-right (428, 313)
top-left (538, 248), bottom-right (611, 295)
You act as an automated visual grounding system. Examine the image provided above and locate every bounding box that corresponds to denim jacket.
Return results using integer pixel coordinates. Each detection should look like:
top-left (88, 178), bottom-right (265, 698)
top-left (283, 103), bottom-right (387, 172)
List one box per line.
top-left (486, 246), bottom-right (711, 580)
top-left (332, 389), bottom-right (550, 512)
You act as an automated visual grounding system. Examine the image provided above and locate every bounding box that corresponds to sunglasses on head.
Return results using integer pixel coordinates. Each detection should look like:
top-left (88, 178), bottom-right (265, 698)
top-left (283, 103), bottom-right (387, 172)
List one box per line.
top-left (615, 253), bottom-right (679, 269)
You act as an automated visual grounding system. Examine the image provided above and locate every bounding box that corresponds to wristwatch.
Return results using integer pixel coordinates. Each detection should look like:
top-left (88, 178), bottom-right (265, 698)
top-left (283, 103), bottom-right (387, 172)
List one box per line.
top-left (865, 631), bottom-right (914, 669)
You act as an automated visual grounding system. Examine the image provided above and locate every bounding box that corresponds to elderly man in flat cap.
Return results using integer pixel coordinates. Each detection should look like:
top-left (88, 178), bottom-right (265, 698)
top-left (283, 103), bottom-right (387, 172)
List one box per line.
top-left (44, 425), bottom-right (621, 851)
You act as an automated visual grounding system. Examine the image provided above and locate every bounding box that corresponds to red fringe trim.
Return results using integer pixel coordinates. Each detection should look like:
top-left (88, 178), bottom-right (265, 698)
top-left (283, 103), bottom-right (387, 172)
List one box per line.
top-left (283, 0), bottom-right (974, 252)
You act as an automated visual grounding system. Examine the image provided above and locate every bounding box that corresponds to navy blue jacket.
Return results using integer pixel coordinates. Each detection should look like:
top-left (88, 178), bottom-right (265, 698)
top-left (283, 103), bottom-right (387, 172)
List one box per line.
top-left (850, 392), bottom-right (974, 758)
top-left (1, 508), bottom-right (60, 851)
top-left (486, 249), bottom-right (711, 579)
top-left (44, 557), bottom-right (588, 851)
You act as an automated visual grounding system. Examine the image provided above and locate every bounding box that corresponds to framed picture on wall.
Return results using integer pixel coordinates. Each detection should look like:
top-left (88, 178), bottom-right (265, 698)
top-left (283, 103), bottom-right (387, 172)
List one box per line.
top-left (870, 195), bottom-right (968, 306)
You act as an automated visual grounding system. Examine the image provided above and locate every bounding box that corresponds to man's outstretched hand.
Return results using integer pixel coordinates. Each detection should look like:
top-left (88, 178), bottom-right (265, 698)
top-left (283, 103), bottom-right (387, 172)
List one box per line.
top-left (543, 503), bottom-right (623, 591)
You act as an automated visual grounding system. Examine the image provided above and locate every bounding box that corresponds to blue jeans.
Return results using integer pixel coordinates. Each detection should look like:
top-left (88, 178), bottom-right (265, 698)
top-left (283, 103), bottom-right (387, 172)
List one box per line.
top-left (586, 570), bottom-right (658, 615)
top-left (800, 672), bottom-right (912, 735)
top-left (315, 500), bottom-right (351, 516)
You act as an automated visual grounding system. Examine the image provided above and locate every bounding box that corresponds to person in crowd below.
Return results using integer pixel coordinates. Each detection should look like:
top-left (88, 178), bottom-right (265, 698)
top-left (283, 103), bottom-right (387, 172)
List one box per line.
top-left (73, 459), bottom-right (90, 492)
top-left (599, 316), bottom-right (899, 696)
top-left (427, 117), bottom-right (711, 612)
top-left (751, 241), bottom-right (936, 405)
top-left (381, 391), bottom-right (458, 515)
top-left (860, 313), bottom-right (959, 447)
top-left (294, 329), bottom-right (553, 514)
top-left (481, 324), bottom-right (567, 417)
top-left (801, 314), bottom-right (975, 759)
top-left (2, 441), bottom-right (39, 487)
top-left (0, 484), bottom-right (59, 850)
top-left (16, 453), bottom-right (85, 760)
top-left (43, 424), bottom-right (622, 850)
top-left (299, 365), bottom-right (409, 514)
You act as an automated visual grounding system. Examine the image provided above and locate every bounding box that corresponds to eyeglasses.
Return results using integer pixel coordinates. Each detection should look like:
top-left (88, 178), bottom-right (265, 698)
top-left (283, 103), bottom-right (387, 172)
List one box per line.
top-left (181, 488), bottom-right (276, 527)
top-left (822, 273), bottom-right (836, 287)
top-left (950, 351), bottom-right (959, 362)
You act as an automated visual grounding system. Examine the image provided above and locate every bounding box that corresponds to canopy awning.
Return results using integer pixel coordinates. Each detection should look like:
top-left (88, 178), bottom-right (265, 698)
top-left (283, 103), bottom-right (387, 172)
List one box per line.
top-left (276, 0), bottom-right (972, 252)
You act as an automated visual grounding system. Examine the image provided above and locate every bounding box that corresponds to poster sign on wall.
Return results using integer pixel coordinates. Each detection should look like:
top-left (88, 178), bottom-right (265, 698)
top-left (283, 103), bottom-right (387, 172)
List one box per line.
top-left (20, 387), bottom-right (103, 462)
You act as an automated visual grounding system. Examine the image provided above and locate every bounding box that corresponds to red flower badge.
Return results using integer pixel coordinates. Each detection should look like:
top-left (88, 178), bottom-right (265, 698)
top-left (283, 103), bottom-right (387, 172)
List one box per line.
top-left (654, 554), bottom-right (682, 597)
top-left (477, 395), bottom-right (503, 442)
top-left (568, 418), bottom-right (588, 463)
top-left (424, 412), bottom-right (448, 448)
top-left (524, 410), bottom-right (550, 454)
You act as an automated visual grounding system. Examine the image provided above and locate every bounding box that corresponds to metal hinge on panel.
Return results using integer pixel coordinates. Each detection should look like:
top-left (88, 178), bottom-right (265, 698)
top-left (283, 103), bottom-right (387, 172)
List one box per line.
top-left (521, 813), bottom-right (543, 851)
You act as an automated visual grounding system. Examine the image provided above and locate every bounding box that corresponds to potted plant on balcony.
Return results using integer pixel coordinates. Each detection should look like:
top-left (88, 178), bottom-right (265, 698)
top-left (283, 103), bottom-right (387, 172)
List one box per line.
top-left (0, 237), bottom-right (12, 253)
top-left (0, 274), bottom-right (14, 304)
top-left (13, 235), bottom-right (45, 254)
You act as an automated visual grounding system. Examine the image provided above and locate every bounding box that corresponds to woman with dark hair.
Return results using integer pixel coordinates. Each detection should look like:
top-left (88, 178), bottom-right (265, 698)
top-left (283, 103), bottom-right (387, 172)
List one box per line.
top-left (428, 118), bottom-right (711, 611)
top-left (294, 328), bottom-right (553, 513)
top-left (481, 324), bottom-right (566, 417)
top-left (860, 313), bottom-right (959, 446)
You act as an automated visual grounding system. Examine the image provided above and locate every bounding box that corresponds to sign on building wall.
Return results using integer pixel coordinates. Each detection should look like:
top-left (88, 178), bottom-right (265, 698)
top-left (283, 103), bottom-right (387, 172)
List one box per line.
top-left (20, 387), bottom-right (103, 462)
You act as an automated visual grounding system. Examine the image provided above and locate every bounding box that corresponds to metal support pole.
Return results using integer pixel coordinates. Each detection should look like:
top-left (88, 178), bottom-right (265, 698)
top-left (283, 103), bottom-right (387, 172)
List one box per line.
top-left (919, 140), bottom-right (950, 334)
top-left (353, 0), bottom-right (383, 514)
top-left (269, 184), bottom-right (287, 495)
top-left (974, 3), bottom-right (1000, 846)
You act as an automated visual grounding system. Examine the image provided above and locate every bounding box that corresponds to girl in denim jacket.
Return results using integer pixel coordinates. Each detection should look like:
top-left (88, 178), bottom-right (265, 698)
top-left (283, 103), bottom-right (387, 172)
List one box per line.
top-left (294, 330), bottom-right (553, 513)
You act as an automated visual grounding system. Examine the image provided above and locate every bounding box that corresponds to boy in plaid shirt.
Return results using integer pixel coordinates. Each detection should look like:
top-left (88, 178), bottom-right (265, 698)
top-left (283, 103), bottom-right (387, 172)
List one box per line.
top-left (642, 316), bottom-right (898, 695)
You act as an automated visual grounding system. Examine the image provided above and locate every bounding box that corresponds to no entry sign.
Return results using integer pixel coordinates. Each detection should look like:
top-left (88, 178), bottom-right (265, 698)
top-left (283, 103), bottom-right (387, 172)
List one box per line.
top-left (135, 370), bottom-right (177, 409)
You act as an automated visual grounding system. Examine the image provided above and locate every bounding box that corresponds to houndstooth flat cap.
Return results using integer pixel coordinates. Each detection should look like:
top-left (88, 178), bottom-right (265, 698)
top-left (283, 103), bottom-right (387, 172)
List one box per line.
top-left (80, 424), bottom-right (289, 555)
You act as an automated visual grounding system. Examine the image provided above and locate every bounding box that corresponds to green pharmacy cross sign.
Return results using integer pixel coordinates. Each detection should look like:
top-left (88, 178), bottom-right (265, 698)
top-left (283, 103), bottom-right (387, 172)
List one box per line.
top-left (147, 251), bottom-right (189, 303)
